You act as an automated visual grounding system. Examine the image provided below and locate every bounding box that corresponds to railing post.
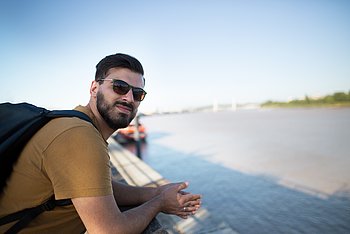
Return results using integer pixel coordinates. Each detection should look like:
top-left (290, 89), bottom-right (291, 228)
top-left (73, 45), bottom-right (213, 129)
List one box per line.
top-left (134, 115), bottom-right (142, 159)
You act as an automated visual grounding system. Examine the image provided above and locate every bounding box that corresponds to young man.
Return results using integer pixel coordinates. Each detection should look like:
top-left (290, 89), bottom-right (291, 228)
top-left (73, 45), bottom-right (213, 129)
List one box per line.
top-left (0, 53), bottom-right (201, 233)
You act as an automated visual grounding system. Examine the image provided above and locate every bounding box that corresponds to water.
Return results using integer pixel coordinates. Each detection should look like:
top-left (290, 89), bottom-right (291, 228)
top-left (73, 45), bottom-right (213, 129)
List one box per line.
top-left (127, 108), bottom-right (350, 233)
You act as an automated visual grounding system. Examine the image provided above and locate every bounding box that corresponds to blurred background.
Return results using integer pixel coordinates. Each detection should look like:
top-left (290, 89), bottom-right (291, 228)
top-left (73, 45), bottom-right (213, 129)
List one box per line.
top-left (1, 0), bottom-right (349, 233)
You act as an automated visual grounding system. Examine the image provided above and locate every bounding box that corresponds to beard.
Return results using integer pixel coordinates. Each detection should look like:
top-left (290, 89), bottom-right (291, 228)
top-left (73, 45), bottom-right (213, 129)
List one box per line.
top-left (96, 91), bottom-right (137, 131)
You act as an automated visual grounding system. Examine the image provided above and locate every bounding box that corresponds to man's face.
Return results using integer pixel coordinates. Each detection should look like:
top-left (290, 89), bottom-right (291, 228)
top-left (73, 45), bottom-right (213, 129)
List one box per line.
top-left (96, 67), bottom-right (144, 130)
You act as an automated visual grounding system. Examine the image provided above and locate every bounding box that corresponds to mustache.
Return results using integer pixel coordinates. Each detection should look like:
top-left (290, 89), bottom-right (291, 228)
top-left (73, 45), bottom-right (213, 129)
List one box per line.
top-left (114, 101), bottom-right (134, 111)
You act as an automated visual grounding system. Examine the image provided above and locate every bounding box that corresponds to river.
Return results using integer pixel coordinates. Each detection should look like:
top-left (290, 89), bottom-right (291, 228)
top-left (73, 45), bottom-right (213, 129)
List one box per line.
top-left (127, 108), bottom-right (350, 233)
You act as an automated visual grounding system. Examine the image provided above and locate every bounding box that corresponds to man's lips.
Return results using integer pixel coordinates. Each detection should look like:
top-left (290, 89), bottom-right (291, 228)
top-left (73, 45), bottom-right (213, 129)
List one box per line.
top-left (115, 103), bottom-right (133, 114)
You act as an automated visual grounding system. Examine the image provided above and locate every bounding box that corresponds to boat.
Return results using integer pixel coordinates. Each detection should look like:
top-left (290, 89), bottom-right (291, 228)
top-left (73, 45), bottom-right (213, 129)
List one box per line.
top-left (113, 121), bottom-right (147, 144)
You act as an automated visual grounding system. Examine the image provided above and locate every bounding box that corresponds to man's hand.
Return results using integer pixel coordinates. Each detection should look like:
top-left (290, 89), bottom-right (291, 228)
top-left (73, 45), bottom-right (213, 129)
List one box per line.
top-left (159, 182), bottom-right (201, 219)
top-left (72, 182), bottom-right (201, 233)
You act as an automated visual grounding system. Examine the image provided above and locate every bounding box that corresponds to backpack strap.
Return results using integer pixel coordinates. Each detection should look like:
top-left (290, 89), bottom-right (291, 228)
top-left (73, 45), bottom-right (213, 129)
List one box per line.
top-left (47, 110), bottom-right (97, 129)
top-left (0, 197), bottom-right (72, 234)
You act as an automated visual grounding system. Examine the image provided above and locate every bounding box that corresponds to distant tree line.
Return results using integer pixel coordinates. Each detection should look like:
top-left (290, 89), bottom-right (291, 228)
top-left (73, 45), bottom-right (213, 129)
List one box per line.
top-left (262, 90), bottom-right (350, 107)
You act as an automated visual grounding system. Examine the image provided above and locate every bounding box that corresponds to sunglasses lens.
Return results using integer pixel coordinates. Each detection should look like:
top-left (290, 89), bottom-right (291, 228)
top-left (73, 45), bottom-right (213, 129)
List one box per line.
top-left (113, 80), bottom-right (130, 95)
top-left (112, 80), bottom-right (146, 101)
top-left (133, 89), bottom-right (146, 101)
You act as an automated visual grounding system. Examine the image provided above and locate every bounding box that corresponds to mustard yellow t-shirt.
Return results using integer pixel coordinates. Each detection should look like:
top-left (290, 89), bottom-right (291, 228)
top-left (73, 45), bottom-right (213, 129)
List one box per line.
top-left (0, 106), bottom-right (112, 233)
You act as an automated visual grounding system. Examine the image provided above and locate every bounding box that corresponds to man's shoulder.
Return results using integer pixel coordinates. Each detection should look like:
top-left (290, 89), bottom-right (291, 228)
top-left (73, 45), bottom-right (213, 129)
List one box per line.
top-left (33, 116), bottom-right (101, 147)
top-left (49, 116), bottom-right (94, 130)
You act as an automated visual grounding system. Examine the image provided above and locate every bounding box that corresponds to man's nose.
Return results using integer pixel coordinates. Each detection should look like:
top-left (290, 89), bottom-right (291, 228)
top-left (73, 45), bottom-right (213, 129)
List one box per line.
top-left (122, 89), bottom-right (134, 102)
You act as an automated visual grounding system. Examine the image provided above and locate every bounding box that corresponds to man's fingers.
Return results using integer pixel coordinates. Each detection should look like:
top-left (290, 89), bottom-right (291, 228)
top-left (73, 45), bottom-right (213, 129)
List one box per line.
top-left (177, 182), bottom-right (189, 192)
top-left (178, 191), bottom-right (189, 195)
top-left (184, 199), bottom-right (201, 207)
top-left (177, 205), bottom-right (199, 218)
top-left (182, 193), bottom-right (201, 202)
top-left (181, 206), bottom-right (198, 213)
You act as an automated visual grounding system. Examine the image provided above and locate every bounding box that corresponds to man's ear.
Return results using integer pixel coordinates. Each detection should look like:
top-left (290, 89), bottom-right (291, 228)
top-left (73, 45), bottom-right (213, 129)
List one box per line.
top-left (90, 80), bottom-right (99, 98)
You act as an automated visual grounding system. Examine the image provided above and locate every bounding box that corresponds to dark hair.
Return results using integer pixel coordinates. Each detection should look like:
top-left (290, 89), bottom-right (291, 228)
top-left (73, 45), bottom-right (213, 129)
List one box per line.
top-left (95, 53), bottom-right (144, 83)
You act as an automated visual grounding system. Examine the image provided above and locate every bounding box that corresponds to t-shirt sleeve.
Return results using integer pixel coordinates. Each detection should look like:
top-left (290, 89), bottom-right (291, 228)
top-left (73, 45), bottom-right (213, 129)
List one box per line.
top-left (42, 124), bottom-right (112, 199)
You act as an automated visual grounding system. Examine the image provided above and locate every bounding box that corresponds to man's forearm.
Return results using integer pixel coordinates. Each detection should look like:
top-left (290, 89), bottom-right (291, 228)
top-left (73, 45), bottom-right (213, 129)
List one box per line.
top-left (72, 194), bottom-right (162, 234)
top-left (73, 182), bottom-right (200, 233)
top-left (112, 180), bottom-right (159, 206)
top-left (121, 196), bottom-right (163, 233)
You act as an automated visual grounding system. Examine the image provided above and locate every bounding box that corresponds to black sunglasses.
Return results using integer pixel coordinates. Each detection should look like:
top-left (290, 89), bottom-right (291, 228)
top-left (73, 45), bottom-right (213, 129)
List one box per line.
top-left (98, 79), bottom-right (147, 101)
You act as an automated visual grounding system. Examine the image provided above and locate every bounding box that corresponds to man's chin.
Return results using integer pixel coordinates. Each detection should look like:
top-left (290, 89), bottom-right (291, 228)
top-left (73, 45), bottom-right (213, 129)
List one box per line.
top-left (111, 114), bottom-right (132, 129)
top-left (118, 113), bottom-right (131, 123)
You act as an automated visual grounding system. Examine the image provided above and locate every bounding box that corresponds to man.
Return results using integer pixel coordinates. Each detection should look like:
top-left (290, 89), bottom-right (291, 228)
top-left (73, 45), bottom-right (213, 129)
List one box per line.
top-left (0, 53), bottom-right (201, 233)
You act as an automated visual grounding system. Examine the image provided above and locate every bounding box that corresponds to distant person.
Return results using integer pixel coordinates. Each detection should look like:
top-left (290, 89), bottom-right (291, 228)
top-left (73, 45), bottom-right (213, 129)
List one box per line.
top-left (0, 53), bottom-right (201, 233)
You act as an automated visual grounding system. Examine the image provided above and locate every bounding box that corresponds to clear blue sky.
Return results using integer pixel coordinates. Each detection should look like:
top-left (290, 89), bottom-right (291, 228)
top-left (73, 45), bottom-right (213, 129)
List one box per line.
top-left (1, 0), bottom-right (349, 113)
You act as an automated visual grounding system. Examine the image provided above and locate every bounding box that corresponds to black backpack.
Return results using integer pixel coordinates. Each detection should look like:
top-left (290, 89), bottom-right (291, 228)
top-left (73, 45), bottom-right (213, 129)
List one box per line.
top-left (0, 102), bottom-right (95, 233)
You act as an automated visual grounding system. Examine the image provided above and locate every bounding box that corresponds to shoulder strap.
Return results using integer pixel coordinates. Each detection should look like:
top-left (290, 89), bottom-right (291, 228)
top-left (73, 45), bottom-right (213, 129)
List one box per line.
top-left (46, 109), bottom-right (94, 126)
top-left (0, 197), bottom-right (72, 234)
